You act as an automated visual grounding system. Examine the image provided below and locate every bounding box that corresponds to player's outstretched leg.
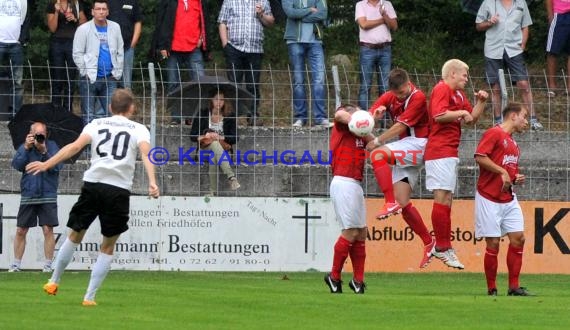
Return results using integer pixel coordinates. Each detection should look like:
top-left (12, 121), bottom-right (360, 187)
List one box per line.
top-left (401, 203), bottom-right (435, 268)
top-left (43, 238), bottom-right (79, 296)
top-left (372, 158), bottom-right (401, 220)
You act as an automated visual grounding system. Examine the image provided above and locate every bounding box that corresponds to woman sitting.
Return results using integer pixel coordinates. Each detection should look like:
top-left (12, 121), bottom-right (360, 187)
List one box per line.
top-left (190, 90), bottom-right (240, 195)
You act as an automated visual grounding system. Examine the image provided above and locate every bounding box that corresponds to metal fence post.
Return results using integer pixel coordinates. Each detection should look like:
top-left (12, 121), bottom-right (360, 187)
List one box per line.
top-left (148, 62), bottom-right (157, 147)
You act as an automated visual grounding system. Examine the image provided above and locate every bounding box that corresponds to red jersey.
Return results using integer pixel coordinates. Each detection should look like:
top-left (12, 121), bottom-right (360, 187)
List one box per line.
top-left (424, 80), bottom-right (473, 160)
top-left (172, 0), bottom-right (202, 52)
top-left (475, 126), bottom-right (520, 203)
top-left (368, 83), bottom-right (429, 139)
top-left (330, 122), bottom-right (366, 181)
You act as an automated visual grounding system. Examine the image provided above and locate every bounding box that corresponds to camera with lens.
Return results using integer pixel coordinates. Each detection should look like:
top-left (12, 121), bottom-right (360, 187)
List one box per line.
top-left (34, 134), bottom-right (46, 143)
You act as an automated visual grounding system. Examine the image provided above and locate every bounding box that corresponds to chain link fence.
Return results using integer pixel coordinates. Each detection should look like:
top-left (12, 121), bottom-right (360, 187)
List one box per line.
top-left (0, 61), bottom-right (568, 200)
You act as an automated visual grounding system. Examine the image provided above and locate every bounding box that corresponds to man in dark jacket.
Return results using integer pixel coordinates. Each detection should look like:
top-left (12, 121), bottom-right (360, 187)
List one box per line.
top-left (10, 122), bottom-right (62, 272)
top-left (152, 0), bottom-right (210, 124)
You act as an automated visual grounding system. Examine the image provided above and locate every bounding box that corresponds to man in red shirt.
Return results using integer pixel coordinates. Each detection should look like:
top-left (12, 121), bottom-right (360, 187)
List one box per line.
top-left (366, 68), bottom-right (435, 268)
top-left (153, 0), bottom-right (209, 124)
top-left (424, 59), bottom-right (488, 269)
top-left (325, 104), bottom-right (374, 294)
top-left (474, 102), bottom-right (532, 296)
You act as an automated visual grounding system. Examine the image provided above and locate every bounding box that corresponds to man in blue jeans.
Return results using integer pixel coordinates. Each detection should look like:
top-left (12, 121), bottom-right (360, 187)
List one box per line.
top-left (0, 0), bottom-right (29, 114)
top-left (108, 0), bottom-right (143, 90)
top-left (218, 0), bottom-right (274, 127)
top-left (153, 0), bottom-right (209, 125)
top-left (73, 0), bottom-right (123, 124)
top-left (282, 0), bottom-right (332, 128)
top-left (355, 0), bottom-right (398, 112)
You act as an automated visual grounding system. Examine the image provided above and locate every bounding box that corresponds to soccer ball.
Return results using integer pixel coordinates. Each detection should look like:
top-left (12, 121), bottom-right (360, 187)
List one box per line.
top-left (348, 110), bottom-right (375, 137)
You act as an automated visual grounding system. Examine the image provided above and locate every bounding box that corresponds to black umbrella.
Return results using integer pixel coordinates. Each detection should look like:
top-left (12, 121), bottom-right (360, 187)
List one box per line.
top-left (8, 103), bottom-right (84, 163)
top-left (460, 0), bottom-right (484, 15)
top-left (167, 75), bottom-right (256, 120)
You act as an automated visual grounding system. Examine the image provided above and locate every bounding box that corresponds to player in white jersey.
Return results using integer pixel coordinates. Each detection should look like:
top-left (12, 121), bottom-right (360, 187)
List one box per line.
top-left (26, 88), bottom-right (159, 306)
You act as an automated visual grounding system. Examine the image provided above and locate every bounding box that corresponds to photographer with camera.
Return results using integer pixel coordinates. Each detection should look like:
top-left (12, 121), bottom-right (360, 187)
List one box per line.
top-left (10, 122), bottom-right (62, 272)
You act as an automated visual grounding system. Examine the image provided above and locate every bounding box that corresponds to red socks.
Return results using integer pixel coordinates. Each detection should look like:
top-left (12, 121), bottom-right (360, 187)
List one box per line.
top-left (484, 247), bottom-right (499, 290)
top-left (372, 160), bottom-right (395, 203)
top-left (507, 244), bottom-right (524, 289)
top-left (331, 236), bottom-right (351, 280)
top-left (431, 202), bottom-right (452, 250)
top-left (402, 203), bottom-right (432, 245)
top-left (331, 236), bottom-right (366, 283)
top-left (349, 240), bottom-right (366, 283)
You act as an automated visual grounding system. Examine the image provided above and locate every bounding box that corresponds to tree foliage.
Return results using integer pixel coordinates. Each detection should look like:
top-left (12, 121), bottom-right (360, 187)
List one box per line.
top-left (24, 0), bottom-right (548, 74)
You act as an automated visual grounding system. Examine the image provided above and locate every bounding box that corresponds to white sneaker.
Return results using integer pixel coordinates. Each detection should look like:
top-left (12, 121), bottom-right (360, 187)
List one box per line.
top-left (316, 119), bottom-right (334, 128)
top-left (42, 265), bottom-right (53, 273)
top-left (292, 120), bottom-right (303, 128)
top-left (229, 177), bottom-right (241, 190)
top-left (432, 248), bottom-right (465, 269)
top-left (8, 264), bottom-right (21, 272)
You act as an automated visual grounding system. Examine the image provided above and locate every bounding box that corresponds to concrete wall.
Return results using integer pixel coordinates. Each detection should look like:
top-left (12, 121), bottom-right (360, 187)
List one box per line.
top-left (1, 123), bottom-right (568, 201)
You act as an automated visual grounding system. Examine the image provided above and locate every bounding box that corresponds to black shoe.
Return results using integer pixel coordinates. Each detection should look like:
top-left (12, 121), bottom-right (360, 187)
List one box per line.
top-left (488, 288), bottom-right (498, 296)
top-left (348, 279), bottom-right (366, 294)
top-left (324, 273), bottom-right (342, 293)
top-left (507, 287), bottom-right (534, 296)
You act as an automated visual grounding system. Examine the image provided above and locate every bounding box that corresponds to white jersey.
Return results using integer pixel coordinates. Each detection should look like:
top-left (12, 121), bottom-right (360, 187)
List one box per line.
top-left (0, 0), bottom-right (27, 43)
top-left (82, 115), bottom-right (150, 190)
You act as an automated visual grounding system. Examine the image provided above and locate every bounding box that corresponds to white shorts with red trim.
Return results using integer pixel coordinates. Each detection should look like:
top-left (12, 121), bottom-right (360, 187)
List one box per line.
top-left (474, 191), bottom-right (524, 238)
top-left (425, 157), bottom-right (460, 191)
top-left (330, 176), bottom-right (366, 229)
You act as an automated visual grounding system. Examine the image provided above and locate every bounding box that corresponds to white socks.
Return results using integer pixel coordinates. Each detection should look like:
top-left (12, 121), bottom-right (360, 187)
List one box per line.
top-left (50, 238), bottom-right (78, 284)
top-left (84, 253), bottom-right (113, 302)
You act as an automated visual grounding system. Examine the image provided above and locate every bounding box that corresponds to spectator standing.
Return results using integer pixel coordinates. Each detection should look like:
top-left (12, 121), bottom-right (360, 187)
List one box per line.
top-left (325, 104), bottom-right (374, 294)
top-left (10, 122), bottom-right (62, 273)
top-left (475, 0), bottom-right (543, 130)
top-left (474, 102), bottom-right (533, 296)
top-left (355, 0), bottom-right (397, 112)
top-left (107, 0), bottom-right (143, 89)
top-left (218, 0), bottom-right (274, 126)
top-left (153, 0), bottom-right (209, 124)
top-left (424, 59), bottom-right (488, 270)
top-left (545, 0), bottom-right (570, 96)
top-left (282, 0), bottom-right (332, 128)
top-left (46, 0), bottom-right (87, 112)
top-left (0, 0), bottom-right (29, 114)
top-left (29, 89), bottom-right (160, 306)
top-left (366, 68), bottom-right (435, 268)
top-left (73, 0), bottom-right (124, 124)
top-left (190, 90), bottom-right (240, 195)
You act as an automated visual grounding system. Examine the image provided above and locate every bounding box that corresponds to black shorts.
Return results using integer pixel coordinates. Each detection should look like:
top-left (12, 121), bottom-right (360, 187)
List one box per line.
top-left (68, 182), bottom-right (130, 237)
top-left (485, 52), bottom-right (529, 85)
top-left (16, 203), bottom-right (58, 228)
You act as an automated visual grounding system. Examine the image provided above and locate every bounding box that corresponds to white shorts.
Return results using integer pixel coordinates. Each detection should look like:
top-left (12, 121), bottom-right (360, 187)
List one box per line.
top-left (425, 157), bottom-right (460, 191)
top-left (373, 137), bottom-right (427, 191)
top-left (330, 176), bottom-right (366, 229)
top-left (474, 191), bottom-right (524, 238)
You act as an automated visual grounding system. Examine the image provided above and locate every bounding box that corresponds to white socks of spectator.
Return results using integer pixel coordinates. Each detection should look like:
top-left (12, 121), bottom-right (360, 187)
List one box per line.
top-left (84, 252), bottom-right (113, 302)
top-left (50, 238), bottom-right (78, 284)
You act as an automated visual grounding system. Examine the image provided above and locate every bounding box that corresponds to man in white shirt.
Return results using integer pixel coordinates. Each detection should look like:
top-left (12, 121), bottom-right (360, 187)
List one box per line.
top-left (0, 0), bottom-right (28, 113)
top-left (355, 0), bottom-right (398, 111)
top-left (27, 88), bottom-right (159, 307)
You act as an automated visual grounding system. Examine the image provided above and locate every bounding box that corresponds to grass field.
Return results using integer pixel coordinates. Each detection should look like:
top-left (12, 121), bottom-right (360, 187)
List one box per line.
top-left (1, 271), bottom-right (569, 329)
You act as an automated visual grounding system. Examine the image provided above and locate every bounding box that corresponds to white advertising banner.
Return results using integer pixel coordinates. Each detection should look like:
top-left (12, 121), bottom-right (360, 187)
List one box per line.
top-left (0, 195), bottom-right (340, 271)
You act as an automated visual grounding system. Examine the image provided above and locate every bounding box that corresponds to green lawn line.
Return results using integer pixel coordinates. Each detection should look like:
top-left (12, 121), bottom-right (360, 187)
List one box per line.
top-left (1, 272), bottom-right (569, 330)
